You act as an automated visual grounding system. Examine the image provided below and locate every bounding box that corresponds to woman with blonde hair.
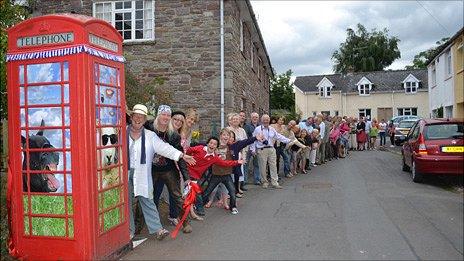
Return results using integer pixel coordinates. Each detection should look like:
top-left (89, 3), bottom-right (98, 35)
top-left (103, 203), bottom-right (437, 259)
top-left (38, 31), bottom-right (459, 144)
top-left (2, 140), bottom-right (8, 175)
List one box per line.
top-left (227, 112), bottom-right (248, 194)
top-left (297, 129), bottom-right (310, 174)
top-left (177, 108), bottom-right (204, 219)
top-left (180, 108), bottom-right (199, 151)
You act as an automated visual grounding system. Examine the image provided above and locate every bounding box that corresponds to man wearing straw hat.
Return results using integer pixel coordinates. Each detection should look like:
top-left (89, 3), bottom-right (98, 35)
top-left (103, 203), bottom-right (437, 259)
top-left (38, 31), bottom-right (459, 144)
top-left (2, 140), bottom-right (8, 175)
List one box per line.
top-left (127, 104), bottom-right (196, 240)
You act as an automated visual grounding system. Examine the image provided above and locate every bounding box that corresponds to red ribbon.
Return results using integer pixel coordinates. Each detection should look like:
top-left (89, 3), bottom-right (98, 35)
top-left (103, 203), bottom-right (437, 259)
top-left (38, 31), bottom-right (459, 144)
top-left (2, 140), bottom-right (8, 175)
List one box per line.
top-left (170, 182), bottom-right (201, 239)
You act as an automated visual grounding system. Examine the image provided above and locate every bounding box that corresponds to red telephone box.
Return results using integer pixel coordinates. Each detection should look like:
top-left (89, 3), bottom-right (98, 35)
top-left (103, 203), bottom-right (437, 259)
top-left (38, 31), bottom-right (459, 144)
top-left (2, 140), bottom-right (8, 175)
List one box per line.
top-left (7, 14), bottom-right (130, 260)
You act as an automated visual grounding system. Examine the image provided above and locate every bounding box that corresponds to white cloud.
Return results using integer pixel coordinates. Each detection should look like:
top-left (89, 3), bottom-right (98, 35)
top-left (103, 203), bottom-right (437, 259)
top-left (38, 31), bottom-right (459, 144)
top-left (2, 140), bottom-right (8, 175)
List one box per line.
top-left (251, 1), bottom-right (464, 76)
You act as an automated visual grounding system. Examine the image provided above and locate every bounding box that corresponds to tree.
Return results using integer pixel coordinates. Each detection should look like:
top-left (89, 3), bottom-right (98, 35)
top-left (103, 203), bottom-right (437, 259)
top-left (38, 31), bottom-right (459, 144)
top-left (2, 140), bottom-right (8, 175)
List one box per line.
top-left (332, 24), bottom-right (401, 73)
top-left (269, 69), bottom-right (300, 120)
top-left (1, 0), bottom-right (30, 119)
top-left (270, 69), bottom-right (294, 111)
top-left (405, 37), bottom-right (450, 69)
top-left (125, 70), bottom-right (172, 116)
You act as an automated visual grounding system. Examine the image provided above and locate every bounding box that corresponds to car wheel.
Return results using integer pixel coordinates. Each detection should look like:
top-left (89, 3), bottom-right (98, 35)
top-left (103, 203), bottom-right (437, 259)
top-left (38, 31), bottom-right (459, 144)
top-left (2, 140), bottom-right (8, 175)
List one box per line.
top-left (411, 160), bottom-right (423, 183)
top-left (402, 155), bottom-right (410, 172)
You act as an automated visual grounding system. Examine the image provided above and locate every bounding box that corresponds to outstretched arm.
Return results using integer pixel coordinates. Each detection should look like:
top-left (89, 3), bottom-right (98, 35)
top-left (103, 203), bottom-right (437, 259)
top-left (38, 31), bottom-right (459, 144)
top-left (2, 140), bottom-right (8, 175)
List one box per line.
top-left (213, 156), bottom-right (243, 167)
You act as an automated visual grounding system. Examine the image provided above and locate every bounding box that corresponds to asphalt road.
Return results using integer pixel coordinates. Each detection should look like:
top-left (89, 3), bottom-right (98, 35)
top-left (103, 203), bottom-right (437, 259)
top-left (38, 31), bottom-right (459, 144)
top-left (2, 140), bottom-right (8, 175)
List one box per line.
top-left (123, 150), bottom-right (463, 260)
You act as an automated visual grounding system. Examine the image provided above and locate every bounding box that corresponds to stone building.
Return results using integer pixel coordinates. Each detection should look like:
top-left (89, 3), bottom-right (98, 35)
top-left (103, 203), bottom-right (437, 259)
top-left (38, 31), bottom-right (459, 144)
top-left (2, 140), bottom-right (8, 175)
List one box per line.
top-left (32, 0), bottom-right (274, 136)
top-left (294, 69), bottom-right (429, 121)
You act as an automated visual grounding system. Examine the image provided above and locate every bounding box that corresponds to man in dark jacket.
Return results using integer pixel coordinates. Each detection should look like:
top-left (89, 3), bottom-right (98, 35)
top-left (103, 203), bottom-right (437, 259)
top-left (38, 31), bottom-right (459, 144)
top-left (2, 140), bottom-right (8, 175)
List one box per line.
top-left (145, 105), bottom-right (193, 234)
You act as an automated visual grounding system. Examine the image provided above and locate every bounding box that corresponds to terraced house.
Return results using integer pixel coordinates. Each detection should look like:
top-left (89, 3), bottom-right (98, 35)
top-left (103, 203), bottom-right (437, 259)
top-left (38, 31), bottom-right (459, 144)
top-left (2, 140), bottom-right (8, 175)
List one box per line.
top-left (427, 27), bottom-right (464, 119)
top-left (294, 69), bottom-right (429, 121)
top-left (32, 0), bottom-right (274, 135)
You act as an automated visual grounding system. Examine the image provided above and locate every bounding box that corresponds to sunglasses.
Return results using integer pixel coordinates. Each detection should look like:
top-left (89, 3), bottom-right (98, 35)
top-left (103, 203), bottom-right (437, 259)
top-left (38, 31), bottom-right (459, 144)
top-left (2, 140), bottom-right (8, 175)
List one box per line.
top-left (102, 134), bottom-right (118, 146)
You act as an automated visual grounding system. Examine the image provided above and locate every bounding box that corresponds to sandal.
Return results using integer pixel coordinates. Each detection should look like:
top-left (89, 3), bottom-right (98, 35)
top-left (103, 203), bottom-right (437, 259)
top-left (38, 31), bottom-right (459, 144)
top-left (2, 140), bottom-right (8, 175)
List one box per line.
top-left (155, 228), bottom-right (169, 240)
top-left (189, 212), bottom-right (204, 221)
top-left (205, 201), bottom-right (213, 208)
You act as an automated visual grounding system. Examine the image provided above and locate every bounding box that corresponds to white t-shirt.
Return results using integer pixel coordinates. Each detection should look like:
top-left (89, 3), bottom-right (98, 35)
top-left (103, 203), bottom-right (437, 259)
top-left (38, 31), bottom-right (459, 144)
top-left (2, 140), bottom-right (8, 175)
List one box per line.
top-left (379, 122), bottom-right (387, 133)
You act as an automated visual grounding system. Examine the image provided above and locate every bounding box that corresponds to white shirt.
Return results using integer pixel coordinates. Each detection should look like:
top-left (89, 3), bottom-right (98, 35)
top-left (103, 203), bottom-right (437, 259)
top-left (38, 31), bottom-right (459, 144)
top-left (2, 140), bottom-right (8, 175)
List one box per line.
top-left (319, 121), bottom-right (326, 139)
top-left (379, 122), bottom-right (387, 133)
top-left (127, 127), bottom-right (182, 199)
top-left (251, 125), bottom-right (291, 153)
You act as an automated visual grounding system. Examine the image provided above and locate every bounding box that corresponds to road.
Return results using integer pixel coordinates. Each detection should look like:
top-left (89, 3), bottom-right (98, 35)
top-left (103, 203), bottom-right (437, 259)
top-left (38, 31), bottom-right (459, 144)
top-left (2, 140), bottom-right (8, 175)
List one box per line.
top-left (123, 150), bottom-right (463, 260)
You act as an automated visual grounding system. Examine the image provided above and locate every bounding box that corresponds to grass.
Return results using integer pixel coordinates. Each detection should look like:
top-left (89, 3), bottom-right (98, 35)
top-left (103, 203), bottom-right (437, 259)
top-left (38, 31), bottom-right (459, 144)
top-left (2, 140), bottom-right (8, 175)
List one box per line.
top-left (0, 172), bottom-right (121, 261)
top-left (22, 187), bottom-right (122, 236)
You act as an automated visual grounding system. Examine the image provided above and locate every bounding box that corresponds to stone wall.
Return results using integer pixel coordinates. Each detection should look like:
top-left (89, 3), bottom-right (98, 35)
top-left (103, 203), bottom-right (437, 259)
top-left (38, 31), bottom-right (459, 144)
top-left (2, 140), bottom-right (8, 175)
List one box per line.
top-left (224, 0), bottom-right (270, 117)
top-left (34, 0), bottom-right (271, 136)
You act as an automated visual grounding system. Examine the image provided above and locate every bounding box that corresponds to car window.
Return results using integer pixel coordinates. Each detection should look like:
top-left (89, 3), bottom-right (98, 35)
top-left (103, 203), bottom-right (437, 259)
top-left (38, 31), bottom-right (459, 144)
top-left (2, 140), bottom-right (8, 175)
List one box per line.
top-left (425, 123), bottom-right (464, 140)
top-left (411, 123), bottom-right (421, 140)
top-left (398, 121), bottom-right (416, 128)
top-left (407, 123), bottom-right (416, 138)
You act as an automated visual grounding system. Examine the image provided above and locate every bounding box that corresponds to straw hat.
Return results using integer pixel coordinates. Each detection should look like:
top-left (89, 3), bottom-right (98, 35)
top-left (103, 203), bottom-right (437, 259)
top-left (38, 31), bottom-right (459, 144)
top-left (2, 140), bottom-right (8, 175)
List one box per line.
top-left (126, 104), bottom-right (154, 120)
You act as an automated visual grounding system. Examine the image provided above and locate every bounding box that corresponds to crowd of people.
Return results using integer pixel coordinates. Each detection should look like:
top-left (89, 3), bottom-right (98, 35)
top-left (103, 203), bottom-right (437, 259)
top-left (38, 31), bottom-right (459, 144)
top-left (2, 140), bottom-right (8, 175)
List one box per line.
top-left (126, 103), bottom-right (397, 241)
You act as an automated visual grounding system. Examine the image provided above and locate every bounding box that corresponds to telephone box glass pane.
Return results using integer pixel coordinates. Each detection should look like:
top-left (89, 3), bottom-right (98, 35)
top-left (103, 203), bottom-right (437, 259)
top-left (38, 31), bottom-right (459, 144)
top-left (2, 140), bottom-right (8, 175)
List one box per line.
top-left (21, 61), bottom-right (73, 238)
top-left (99, 86), bottom-right (118, 105)
top-left (27, 107), bottom-right (63, 127)
top-left (98, 64), bottom-right (118, 85)
top-left (20, 87), bottom-right (24, 105)
top-left (97, 106), bottom-right (119, 125)
top-left (19, 65), bottom-right (24, 84)
top-left (27, 63), bottom-right (61, 83)
top-left (27, 85), bottom-right (62, 105)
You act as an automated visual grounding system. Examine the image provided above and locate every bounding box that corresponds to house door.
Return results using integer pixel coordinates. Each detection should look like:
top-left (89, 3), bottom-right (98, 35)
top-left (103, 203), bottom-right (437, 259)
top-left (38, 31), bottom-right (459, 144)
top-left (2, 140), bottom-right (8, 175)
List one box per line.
top-left (377, 107), bottom-right (393, 121)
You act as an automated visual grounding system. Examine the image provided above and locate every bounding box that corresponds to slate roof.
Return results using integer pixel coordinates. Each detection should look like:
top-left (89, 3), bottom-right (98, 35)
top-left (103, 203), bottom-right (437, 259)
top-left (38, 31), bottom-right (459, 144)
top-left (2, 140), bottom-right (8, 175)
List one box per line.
top-left (294, 69), bottom-right (428, 93)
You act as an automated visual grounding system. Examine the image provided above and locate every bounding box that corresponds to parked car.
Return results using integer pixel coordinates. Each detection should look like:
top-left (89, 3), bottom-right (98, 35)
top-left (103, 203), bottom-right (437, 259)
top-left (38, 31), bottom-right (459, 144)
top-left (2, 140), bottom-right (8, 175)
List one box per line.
top-left (389, 115), bottom-right (421, 127)
top-left (395, 119), bottom-right (419, 145)
top-left (401, 118), bottom-right (464, 183)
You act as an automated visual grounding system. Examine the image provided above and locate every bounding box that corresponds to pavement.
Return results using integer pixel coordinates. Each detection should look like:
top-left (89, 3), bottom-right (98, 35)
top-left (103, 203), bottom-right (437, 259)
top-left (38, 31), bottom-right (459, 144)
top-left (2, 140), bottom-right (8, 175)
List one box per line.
top-left (123, 149), bottom-right (463, 260)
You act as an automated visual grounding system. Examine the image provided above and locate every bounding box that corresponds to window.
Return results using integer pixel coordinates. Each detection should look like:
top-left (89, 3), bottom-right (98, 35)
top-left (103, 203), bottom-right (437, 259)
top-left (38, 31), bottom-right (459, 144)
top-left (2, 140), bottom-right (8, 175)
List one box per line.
top-left (240, 20), bottom-right (244, 52)
top-left (358, 108), bottom-right (371, 118)
top-left (431, 65), bottom-right (437, 86)
top-left (445, 51), bottom-right (452, 76)
top-left (321, 111), bottom-right (330, 116)
top-left (445, 105), bottom-right (453, 118)
top-left (404, 81), bottom-right (418, 93)
top-left (397, 107), bottom-right (417, 116)
top-left (312, 111), bottom-right (317, 116)
top-left (93, 0), bottom-right (155, 42)
top-left (334, 110), bottom-right (339, 116)
top-left (240, 97), bottom-right (246, 111)
top-left (359, 84), bottom-right (370, 95)
top-left (425, 123), bottom-right (463, 140)
top-left (319, 86), bottom-right (331, 98)
top-left (250, 43), bottom-right (254, 68)
top-left (252, 103), bottom-right (256, 112)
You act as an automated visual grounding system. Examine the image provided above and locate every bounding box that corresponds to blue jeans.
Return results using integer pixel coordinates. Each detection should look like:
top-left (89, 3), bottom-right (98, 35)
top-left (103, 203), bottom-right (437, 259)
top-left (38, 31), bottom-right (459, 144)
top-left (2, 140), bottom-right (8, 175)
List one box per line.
top-left (128, 169), bottom-right (163, 236)
top-left (245, 151), bottom-right (260, 184)
top-left (153, 179), bottom-right (178, 219)
top-left (275, 145), bottom-right (290, 176)
top-left (379, 132), bottom-right (386, 146)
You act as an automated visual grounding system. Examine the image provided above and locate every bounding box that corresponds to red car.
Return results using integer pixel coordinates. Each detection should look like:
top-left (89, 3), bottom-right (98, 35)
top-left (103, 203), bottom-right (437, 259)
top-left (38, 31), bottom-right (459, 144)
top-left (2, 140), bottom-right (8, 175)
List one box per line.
top-left (402, 118), bottom-right (464, 183)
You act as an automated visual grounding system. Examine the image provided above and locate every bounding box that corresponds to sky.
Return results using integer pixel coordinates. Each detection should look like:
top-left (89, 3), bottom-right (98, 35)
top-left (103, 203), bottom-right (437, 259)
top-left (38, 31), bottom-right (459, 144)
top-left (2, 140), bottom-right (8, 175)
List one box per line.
top-left (250, 1), bottom-right (464, 77)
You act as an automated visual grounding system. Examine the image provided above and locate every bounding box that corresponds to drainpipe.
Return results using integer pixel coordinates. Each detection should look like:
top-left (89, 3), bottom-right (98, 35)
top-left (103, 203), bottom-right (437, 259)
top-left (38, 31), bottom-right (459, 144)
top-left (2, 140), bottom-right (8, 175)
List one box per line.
top-left (220, 0), bottom-right (225, 128)
top-left (391, 91), bottom-right (395, 116)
